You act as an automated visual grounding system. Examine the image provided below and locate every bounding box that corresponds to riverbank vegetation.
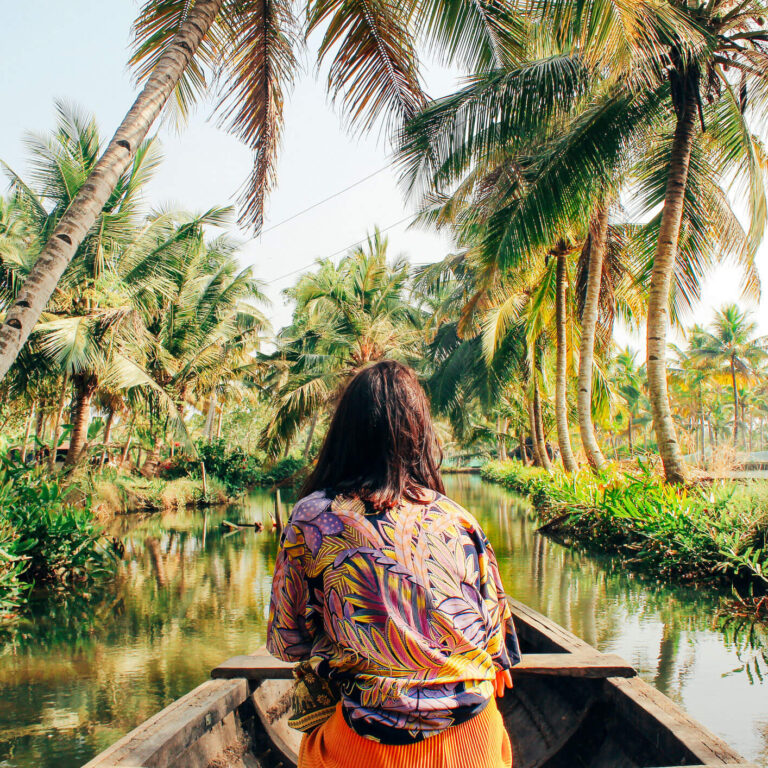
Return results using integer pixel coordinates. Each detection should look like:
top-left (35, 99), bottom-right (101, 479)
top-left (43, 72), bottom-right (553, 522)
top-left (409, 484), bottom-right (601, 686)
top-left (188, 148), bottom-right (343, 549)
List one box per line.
top-left (482, 460), bottom-right (768, 607)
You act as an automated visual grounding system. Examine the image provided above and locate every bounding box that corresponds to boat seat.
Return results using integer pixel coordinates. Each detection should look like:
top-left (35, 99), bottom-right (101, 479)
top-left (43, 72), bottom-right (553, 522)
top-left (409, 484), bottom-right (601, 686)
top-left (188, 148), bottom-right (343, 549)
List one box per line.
top-left (211, 651), bottom-right (637, 681)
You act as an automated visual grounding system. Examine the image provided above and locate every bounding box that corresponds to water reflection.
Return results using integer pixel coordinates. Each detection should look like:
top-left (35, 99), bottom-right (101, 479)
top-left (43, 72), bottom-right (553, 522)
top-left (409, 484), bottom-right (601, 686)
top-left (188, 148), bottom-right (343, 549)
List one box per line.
top-left (0, 477), bottom-right (765, 768)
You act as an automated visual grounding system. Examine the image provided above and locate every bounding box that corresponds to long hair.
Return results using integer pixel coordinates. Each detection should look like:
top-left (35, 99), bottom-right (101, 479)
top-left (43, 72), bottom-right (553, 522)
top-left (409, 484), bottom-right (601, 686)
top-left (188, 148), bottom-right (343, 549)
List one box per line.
top-left (299, 360), bottom-right (444, 510)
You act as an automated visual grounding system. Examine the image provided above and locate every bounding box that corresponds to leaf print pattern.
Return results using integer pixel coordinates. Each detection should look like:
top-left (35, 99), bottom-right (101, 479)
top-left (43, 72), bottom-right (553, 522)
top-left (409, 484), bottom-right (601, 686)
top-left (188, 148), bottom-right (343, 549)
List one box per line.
top-left (266, 489), bottom-right (520, 744)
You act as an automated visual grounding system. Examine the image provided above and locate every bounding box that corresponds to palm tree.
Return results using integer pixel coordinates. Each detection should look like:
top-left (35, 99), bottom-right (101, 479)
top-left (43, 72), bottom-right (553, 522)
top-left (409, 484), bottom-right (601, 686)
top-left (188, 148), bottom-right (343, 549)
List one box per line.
top-left (262, 230), bottom-right (420, 455)
top-left (690, 305), bottom-right (767, 447)
top-left (0, 0), bottom-right (527, 384)
top-left (3, 104), bottom-right (162, 465)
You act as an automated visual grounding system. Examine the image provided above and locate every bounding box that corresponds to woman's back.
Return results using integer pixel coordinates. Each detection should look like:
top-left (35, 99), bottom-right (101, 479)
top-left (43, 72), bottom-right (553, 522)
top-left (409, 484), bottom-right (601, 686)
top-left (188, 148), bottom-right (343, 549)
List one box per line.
top-left (267, 488), bottom-right (520, 743)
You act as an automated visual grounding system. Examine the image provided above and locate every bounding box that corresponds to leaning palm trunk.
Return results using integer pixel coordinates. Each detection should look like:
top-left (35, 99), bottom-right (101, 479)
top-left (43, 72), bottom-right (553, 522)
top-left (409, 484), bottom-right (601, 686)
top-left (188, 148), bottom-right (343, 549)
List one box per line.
top-left (0, 0), bottom-right (224, 384)
top-left (555, 247), bottom-right (578, 472)
top-left (646, 93), bottom-right (699, 484)
top-left (578, 208), bottom-right (608, 472)
top-left (65, 375), bottom-right (97, 467)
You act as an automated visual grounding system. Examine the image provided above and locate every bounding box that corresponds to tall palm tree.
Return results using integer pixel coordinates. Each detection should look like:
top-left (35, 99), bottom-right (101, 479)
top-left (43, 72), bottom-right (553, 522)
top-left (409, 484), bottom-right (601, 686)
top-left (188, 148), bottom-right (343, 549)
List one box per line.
top-left (0, 0), bottom-right (527, 383)
top-left (690, 304), bottom-right (767, 447)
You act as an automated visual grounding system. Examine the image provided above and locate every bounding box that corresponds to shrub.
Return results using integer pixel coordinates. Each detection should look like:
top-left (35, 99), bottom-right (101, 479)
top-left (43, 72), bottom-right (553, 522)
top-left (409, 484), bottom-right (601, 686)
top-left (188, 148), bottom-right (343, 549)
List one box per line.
top-left (0, 454), bottom-right (118, 618)
top-left (159, 440), bottom-right (308, 492)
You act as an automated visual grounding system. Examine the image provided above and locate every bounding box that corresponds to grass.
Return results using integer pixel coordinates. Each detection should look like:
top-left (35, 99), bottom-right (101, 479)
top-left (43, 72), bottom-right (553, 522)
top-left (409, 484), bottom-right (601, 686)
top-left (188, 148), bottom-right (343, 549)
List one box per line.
top-left (482, 460), bottom-right (768, 601)
top-left (89, 470), bottom-right (229, 516)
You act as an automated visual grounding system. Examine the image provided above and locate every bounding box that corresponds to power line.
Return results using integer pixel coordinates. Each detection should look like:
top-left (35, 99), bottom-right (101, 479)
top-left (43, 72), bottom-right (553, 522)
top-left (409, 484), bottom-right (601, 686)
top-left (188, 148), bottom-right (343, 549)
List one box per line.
top-left (264, 214), bottom-right (416, 286)
top-left (258, 164), bottom-right (391, 236)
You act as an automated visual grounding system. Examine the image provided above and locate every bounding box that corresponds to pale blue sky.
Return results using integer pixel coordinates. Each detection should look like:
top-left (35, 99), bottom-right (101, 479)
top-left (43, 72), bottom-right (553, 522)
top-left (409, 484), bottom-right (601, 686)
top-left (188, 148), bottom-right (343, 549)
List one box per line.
top-left (2, 2), bottom-right (765, 341)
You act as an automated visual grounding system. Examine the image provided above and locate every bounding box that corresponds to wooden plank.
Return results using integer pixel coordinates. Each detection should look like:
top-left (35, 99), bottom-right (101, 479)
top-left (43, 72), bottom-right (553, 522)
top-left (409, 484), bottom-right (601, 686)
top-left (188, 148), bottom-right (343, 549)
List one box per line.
top-left (211, 651), bottom-right (634, 681)
top-left (212, 654), bottom-right (295, 680)
top-left (81, 678), bottom-right (249, 768)
top-left (658, 764), bottom-right (760, 768)
top-left (606, 675), bottom-right (748, 767)
top-left (513, 653), bottom-right (635, 678)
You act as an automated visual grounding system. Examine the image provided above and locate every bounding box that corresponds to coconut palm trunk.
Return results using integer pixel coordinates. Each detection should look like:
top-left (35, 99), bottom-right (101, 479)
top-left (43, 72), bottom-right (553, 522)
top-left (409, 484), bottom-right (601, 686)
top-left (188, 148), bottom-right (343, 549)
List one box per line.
top-left (646, 91), bottom-right (699, 484)
top-left (0, 0), bottom-right (223, 384)
top-left (303, 412), bottom-right (318, 459)
top-left (555, 246), bottom-right (578, 471)
top-left (120, 414), bottom-right (137, 468)
top-left (101, 407), bottom-right (115, 466)
top-left (533, 379), bottom-right (552, 473)
top-left (527, 398), bottom-right (544, 467)
top-left (730, 355), bottom-right (739, 446)
top-left (49, 375), bottom-right (69, 471)
top-left (578, 208), bottom-right (608, 471)
top-left (65, 374), bottom-right (97, 466)
top-left (21, 406), bottom-right (34, 464)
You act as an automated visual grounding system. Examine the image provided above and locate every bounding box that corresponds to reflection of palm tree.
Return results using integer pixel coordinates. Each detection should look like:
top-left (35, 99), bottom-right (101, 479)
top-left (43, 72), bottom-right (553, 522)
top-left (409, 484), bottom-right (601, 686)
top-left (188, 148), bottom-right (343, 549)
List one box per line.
top-left (653, 622), bottom-right (678, 695)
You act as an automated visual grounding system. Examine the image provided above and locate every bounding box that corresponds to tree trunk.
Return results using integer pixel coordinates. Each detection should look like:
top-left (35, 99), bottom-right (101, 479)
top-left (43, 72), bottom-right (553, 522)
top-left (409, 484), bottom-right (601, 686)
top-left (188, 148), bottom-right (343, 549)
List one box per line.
top-left (215, 406), bottom-right (223, 439)
top-left (303, 412), bottom-right (318, 459)
top-left (500, 418), bottom-right (509, 461)
top-left (204, 390), bottom-right (217, 441)
top-left (120, 414), bottom-right (137, 468)
top-left (627, 413), bottom-right (633, 456)
top-left (65, 375), bottom-right (97, 467)
top-left (142, 443), bottom-right (161, 478)
top-left (730, 356), bottom-right (739, 446)
top-left (100, 407), bottom-right (115, 466)
top-left (49, 375), bottom-right (69, 471)
top-left (21, 406), bottom-right (35, 464)
top-left (35, 406), bottom-right (46, 444)
top-left (555, 247), bottom-right (578, 471)
top-left (519, 430), bottom-right (529, 464)
top-left (527, 398), bottom-right (544, 467)
top-left (578, 208), bottom-right (608, 471)
top-left (533, 379), bottom-right (552, 473)
top-left (646, 89), bottom-right (698, 484)
top-left (0, 0), bottom-right (224, 385)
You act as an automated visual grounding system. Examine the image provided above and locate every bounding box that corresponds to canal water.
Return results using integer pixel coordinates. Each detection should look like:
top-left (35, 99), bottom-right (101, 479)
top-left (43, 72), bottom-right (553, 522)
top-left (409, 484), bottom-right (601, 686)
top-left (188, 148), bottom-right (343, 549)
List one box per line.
top-left (1, 475), bottom-right (766, 767)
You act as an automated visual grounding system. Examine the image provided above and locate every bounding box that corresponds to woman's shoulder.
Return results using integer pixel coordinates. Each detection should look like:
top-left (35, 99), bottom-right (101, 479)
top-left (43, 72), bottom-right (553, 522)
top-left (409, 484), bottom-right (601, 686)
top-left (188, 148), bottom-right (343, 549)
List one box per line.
top-left (429, 491), bottom-right (484, 532)
top-left (289, 489), bottom-right (333, 519)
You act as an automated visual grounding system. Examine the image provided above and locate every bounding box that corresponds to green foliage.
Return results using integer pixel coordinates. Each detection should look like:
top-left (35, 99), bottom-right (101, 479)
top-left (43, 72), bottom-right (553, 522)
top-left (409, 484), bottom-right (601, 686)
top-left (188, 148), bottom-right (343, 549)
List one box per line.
top-left (482, 460), bottom-right (768, 593)
top-left (0, 453), bottom-right (117, 619)
top-left (159, 440), bottom-right (308, 493)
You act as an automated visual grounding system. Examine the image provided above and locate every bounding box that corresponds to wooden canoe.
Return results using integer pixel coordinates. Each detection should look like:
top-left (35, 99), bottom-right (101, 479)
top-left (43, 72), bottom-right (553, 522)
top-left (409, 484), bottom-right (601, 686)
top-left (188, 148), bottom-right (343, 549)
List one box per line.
top-left (82, 598), bottom-right (756, 768)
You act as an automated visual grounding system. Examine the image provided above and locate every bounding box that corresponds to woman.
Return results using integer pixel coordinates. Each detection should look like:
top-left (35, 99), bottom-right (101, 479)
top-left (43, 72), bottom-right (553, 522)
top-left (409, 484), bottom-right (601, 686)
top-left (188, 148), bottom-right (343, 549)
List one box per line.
top-left (267, 361), bottom-right (520, 767)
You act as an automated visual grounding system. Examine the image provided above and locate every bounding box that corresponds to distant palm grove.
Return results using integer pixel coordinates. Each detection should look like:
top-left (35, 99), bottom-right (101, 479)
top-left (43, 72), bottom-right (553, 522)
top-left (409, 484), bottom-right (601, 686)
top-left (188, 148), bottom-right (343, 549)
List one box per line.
top-left (1, 0), bottom-right (767, 486)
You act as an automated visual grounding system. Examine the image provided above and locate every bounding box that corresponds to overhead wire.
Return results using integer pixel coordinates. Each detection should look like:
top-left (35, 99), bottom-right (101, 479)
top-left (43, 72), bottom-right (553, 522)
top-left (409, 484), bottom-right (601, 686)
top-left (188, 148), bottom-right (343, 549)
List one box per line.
top-left (264, 213), bottom-right (417, 286)
top-left (258, 164), bottom-right (391, 236)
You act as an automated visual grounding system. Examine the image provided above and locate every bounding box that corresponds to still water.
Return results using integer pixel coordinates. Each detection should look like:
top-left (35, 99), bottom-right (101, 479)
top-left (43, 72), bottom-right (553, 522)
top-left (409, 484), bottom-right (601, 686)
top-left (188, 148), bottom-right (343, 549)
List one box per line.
top-left (1, 476), bottom-right (766, 767)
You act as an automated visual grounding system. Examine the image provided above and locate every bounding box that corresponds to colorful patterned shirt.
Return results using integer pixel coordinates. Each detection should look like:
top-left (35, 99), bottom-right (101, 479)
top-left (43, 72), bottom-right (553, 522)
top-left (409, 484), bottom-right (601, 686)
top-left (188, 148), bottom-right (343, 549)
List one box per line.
top-left (266, 489), bottom-right (521, 743)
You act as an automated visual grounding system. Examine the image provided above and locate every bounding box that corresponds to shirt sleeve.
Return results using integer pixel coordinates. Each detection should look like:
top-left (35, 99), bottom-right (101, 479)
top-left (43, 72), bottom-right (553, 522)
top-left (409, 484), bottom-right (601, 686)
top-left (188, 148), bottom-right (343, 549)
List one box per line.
top-left (266, 523), bottom-right (316, 662)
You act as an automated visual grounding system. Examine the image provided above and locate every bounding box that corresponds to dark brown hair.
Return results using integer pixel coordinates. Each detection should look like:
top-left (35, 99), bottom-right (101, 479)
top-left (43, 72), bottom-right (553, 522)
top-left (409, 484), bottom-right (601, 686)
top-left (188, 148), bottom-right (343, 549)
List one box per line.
top-left (299, 360), bottom-right (444, 510)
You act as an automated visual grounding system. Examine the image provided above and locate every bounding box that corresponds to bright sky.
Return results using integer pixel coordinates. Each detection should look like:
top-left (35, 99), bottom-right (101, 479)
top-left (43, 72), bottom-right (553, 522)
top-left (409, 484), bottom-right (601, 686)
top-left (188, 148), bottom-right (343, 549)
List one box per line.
top-left (2, 1), bottom-right (766, 345)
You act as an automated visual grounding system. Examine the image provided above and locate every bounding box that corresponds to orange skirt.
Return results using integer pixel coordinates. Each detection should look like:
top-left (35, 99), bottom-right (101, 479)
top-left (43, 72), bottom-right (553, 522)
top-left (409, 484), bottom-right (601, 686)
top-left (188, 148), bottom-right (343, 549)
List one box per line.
top-left (298, 699), bottom-right (512, 768)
